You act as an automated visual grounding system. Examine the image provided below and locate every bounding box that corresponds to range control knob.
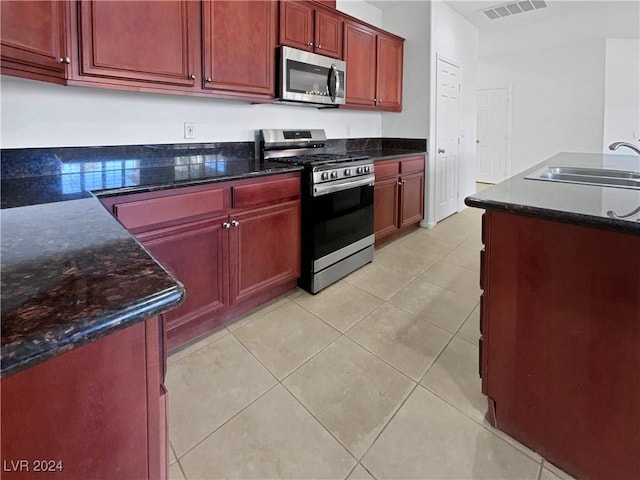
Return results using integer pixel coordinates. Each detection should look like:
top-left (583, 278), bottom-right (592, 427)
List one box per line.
top-left (356, 167), bottom-right (363, 174)
top-left (330, 171), bottom-right (338, 179)
top-left (364, 165), bottom-right (371, 173)
top-left (321, 172), bottom-right (329, 180)
top-left (344, 168), bottom-right (352, 176)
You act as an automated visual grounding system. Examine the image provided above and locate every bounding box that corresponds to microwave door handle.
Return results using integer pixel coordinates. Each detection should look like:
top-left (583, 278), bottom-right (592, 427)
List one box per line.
top-left (328, 65), bottom-right (338, 102)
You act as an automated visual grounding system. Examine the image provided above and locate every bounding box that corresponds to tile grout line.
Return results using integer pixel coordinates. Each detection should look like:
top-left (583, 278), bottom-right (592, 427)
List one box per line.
top-left (169, 212), bottom-right (487, 476)
top-left (174, 382), bottom-right (281, 462)
top-left (418, 383), bottom-right (543, 465)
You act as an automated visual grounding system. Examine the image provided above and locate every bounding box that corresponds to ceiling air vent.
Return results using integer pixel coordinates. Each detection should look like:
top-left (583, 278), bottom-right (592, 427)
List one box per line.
top-left (482, 0), bottom-right (549, 20)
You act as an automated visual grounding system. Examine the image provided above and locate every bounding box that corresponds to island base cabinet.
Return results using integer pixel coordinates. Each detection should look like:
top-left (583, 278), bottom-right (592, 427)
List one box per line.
top-left (0, 317), bottom-right (167, 479)
top-left (481, 210), bottom-right (640, 480)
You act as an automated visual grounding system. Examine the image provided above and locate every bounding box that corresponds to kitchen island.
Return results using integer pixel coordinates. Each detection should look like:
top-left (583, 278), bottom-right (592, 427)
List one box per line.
top-left (465, 152), bottom-right (640, 480)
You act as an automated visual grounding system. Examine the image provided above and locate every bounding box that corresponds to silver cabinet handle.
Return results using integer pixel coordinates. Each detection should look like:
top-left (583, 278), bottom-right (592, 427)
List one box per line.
top-left (307, 42), bottom-right (313, 46)
top-left (231, 220), bottom-right (240, 227)
top-left (205, 77), bottom-right (212, 82)
top-left (222, 222), bottom-right (231, 229)
top-left (438, 148), bottom-right (446, 154)
top-left (57, 57), bottom-right (71, 64)
top-left (188, 74), bottom-right (196, 80)
top-left (397, 180), bottom-right (402, 185)
top-left (316, 44), bottom-right (321, 48)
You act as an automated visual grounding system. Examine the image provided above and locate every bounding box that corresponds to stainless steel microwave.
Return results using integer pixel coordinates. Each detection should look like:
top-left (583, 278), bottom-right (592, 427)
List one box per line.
top-left (276, 46), bottom-right (346, 107)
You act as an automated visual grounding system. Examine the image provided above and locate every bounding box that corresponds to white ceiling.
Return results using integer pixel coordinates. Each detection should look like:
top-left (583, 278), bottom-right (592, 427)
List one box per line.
top-left (364, 1), bottom-right (626, 32)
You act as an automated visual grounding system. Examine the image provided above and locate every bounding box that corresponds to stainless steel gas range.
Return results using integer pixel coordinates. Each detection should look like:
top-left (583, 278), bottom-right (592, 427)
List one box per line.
top-left (257, 129), bottom-right (374, 294)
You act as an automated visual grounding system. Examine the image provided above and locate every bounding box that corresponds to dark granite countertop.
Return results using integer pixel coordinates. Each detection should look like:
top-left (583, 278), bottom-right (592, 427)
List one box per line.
top-left (0, 146), bottom-right (303, 377)
top-left (0, 139), bottom-right (425, 376)
top-left (465, 152), bottom-right (640, 235)
top-left (1, 198), bottom-right (185, 377)
top-left (353, 148), bottom-right (426, 161)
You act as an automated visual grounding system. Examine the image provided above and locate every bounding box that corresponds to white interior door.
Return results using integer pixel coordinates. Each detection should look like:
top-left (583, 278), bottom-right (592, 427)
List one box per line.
top-left (476, 88), bottom-right (511, 184)
top-left (435, 57), bottom-right (460, 222)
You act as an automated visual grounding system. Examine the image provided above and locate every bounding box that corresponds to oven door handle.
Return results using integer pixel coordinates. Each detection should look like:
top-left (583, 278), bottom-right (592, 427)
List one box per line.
top-left (313, 174), bottom-right (375, 197)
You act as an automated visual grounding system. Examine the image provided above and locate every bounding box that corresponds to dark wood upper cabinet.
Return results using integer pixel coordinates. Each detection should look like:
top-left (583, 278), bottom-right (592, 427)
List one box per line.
top-left (376, 32), bottom-right (403, 111)
top-left (344, 20), bottom-right (404, 111)
top-left (314, 7), bottom-right (342, 59)
top-left (280, 1), bottom-right (314, 52)
top-left (75, 0), bottom-right (197, 87)
top-left (202, 0), bottom-right (277, 99)
top-left (343, 21), bottom-right (377, 108)
top-left (280, 0), bottom-right (342, 59)
top-left (0, 0), bottom-right (69, 84)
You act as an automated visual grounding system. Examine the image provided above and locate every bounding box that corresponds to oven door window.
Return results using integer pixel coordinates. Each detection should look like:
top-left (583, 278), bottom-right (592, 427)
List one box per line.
top-left (310, 184), bottom-right (374, 261)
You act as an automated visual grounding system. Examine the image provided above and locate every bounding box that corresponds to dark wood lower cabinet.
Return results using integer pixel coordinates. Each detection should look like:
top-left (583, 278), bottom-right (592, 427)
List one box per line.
top-left (374, 177), bottom-right (399, 241)
top-left (230, 200), bottom-right (301, 304)
top-left (481, 210), bottom-right (640, 480)
top-left (399, 171), bottom-right (424, 228)
top-left (101, 173), bottom-right (301, 351)
top-left (0, 316), bottom-right (167, 479)
top-left (374, 155), bottom-right (425, 245)
top-left (138, 216), bottom-right (230, 335)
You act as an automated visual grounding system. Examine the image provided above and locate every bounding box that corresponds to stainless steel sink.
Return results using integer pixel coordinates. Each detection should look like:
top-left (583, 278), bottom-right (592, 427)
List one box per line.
top-left (525, 166), bottom-right (640, 190)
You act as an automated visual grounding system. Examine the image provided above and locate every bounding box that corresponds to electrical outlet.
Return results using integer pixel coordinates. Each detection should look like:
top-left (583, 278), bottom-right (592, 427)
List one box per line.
top-left (184, 122), bottom-right (196, 139)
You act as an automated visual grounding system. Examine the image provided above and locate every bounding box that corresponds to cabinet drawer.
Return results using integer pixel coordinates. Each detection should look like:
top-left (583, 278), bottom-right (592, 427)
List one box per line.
top-left (232, 176), bottom-right (300, 209)
top-left (399, 156), bottom-right (424, 174)
top-left (374, 160), bottom-right (399, 180)
top-left (115, 188), bottom-right (225, 230)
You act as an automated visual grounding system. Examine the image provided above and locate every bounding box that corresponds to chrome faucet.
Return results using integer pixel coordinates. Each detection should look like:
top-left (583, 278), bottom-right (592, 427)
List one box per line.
top-left (609, 142), bottom-right (640, 155)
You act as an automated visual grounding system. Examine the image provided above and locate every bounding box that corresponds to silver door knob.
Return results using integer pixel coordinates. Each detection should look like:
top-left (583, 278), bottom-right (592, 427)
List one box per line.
top-left (231, 220), bottom-right (240, 227)
top-left (222, 222), bottom-right (231, 229)
top-left (438, 148), bottom-right (446, 154)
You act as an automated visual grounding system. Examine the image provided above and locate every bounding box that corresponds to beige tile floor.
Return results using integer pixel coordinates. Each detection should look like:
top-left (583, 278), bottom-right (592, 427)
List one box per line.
top-left (167, 204), bottom-right (575, 480)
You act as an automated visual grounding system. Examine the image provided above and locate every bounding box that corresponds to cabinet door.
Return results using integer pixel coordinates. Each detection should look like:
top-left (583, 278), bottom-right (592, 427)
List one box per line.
top-left (279, 0), bottom-right (314, 52)
top-left (376, 32), bottom-right (403, 111)
top-left (229, 200), bottom-right (301, 305)
top-left (1, 322), bottom-right (150, 478)
top-left (399, 172), bottom-right (424, 228)
top-left (343, 21), bottom-right (376, 108)
top-left (314, 8), bottom-right (342, 59)
top-left (137, 216), bottom-right (229, 334)
top-left (1, 0), bottom-right (68, 83)
top-left (77, 0), bottom-right (196, 87)
top-left (374, 177), bottom-right (400, 243)
top-left (203, 0), bottom-right (276, 98)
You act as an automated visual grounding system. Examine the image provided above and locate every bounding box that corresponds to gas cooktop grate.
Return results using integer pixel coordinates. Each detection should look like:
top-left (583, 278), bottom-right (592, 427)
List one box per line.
top-left (268, 153), bottom-right (369, 166)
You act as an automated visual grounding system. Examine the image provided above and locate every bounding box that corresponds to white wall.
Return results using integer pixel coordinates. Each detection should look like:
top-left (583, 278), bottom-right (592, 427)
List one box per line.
top-left (337, 0), bottom-right (382, 28)
top-left (603, 38), bottom-right (640, 153)
top-left (0, 75), bottom-right (382, 149)
top-left (478, 1), bottom-right (640, 175)
top-left (381, 1), bottom-right (430, 138)
top-left (426, 1), bottom-right (479, 225)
